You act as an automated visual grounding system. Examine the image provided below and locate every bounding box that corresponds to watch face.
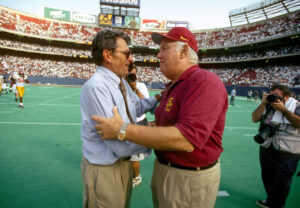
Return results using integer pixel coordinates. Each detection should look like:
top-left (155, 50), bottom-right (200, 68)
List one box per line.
top-left (118, 132), bottom-right (126, 141)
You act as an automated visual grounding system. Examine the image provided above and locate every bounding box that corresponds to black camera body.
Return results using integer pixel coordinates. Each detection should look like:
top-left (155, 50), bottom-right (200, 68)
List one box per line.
top-left (266, 94), bottom-right (284, 103)
top-left (254, 122), bottom-right (280, 144)
top-left (126, 73), bottom-right (137, 82)
top-left (253, 101), bottom-right (281, 144)
top-left (126, 62), bottom-right (137, 82)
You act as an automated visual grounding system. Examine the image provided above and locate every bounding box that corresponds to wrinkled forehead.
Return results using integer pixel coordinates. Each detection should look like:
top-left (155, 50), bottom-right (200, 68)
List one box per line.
top-left (116, 37), bottom-right (129, 50)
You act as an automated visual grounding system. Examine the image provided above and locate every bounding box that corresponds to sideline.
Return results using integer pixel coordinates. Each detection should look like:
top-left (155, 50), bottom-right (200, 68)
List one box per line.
top-left (0, 121), bottom-right (80, 125)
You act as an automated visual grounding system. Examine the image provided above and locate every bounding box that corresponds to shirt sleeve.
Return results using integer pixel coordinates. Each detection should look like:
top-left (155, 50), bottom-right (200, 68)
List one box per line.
top-left (126, 81), bottom-right (157, 118)
top-left (174, 81), bottom-right (227, 150)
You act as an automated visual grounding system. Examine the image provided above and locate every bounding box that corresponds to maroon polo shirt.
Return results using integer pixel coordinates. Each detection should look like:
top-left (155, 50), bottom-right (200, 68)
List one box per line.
top-left (154, 65), bottom-right (228, 167)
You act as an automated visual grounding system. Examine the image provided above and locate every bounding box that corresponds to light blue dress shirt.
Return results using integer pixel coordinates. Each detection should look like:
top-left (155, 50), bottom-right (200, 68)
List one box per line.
top-left (80, 66), bottom-right (157, 165)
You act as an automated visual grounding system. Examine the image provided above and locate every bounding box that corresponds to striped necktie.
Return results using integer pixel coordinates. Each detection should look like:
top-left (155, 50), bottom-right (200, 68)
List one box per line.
top-left (119, 80), bottom-right (134, 124)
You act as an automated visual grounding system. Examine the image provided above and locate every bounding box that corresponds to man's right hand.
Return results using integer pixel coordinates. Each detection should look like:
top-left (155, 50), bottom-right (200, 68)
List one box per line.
top-left (91, 107), bottom-right (124, 139)
top-left (261, 92), bottom-right (268, 106)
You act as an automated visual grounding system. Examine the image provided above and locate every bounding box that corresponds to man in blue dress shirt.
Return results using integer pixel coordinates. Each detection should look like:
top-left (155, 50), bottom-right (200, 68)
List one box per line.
top-left (80, 30), bottom-right (159, 208)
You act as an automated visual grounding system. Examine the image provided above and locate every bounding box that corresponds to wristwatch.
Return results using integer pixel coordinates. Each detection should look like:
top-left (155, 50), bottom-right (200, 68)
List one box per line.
top-left (117, 123), bottom-right (129, 141)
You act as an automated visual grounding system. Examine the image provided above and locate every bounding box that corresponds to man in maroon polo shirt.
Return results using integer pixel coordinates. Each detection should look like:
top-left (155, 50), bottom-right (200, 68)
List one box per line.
top-left (92, 27), bottom-right (228, 208)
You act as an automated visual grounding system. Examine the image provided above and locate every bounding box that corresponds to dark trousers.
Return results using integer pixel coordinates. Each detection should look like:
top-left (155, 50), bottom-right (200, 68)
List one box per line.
top-left (259, 146), bottom-right (299, 208)
top-left (230, 96), bottom-right (235, 105)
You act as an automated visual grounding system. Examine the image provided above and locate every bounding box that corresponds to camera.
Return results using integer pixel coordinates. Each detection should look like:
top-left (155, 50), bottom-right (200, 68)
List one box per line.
top-left (253, 122), bottom-right (280, 144)
top-left (126, 73), bottom-right (137, 82)
top-left (266, 94), bottom-right (284, 103)
top-left (128, 62), bottom-right (134, 72)
top-left (126, 63), bottom-right (137, 82)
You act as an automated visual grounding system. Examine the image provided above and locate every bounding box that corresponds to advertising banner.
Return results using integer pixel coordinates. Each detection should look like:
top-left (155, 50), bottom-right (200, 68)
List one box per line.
top-left (72, 12), bottom-right (97, 24)
top-left (100, 0), bottom-right (140, 7)
top-left (125, 16), bottom-right (140, 29)
top-left (166, 21), bottom-right (189, 29)
top-left (44, 7), bottom-right (70, 21)
top-left (112, 16), bottom-right (125, 28)
top-left (142, 19), bottom-right (165, 29)
top-left (99, 14), bottom-right (113, 26)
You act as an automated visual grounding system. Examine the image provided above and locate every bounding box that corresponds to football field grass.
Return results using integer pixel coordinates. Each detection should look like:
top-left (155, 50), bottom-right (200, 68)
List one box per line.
top-left (0, 85), bottom-right (299, 208)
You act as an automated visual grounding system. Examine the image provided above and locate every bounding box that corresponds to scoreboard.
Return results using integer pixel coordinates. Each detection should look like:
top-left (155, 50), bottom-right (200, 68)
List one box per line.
top-left (99, 0), bottom-right (140, 29)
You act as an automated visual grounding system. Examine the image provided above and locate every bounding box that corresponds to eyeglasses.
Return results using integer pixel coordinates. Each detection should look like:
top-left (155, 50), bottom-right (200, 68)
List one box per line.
top-left (114, 50), bottom-right (131, 59)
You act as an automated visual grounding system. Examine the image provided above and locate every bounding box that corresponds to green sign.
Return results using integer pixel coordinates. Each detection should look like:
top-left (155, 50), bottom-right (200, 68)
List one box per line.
top-left (44, 7), bottom-right (70, 21)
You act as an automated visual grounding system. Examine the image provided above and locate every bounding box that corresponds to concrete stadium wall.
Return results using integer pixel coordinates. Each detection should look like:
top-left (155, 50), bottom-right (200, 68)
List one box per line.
top-left (28, 76), bottom-right (87, 85)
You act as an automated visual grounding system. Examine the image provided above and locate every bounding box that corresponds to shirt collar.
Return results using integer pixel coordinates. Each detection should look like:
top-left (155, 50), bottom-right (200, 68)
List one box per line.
top-left (166, 64), bottom-right (200, 90)
top-left (96, 66), bottom-right (122, 87)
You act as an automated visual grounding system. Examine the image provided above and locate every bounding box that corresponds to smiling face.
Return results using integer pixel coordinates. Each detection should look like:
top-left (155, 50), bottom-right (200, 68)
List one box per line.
top-left (110, 37), bottom-right (134, 78)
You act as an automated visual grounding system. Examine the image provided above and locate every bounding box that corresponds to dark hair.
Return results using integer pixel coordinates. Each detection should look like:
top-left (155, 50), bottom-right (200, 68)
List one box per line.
top-left (270, 84), bottom-right (291, 97)
top-left (91, 30), bottom-right (131, 66)
top-left (131, 63), bottom-right (138, 72)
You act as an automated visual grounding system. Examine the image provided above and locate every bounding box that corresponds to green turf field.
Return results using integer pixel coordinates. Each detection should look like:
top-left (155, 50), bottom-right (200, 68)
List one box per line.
top-left (0, 85), bottom-right (299, 208)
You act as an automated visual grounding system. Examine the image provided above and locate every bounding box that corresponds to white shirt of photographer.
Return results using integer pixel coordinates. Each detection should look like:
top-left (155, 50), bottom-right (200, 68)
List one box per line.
top-left (260, 97), bottom-right (298, 148)
top-left (136, 82), bottom-right (150, 122)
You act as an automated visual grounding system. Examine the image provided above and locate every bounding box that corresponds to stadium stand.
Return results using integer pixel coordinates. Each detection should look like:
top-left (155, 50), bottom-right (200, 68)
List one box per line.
top-left (0, 5), bottom-right (299, 91)
top-left (1, 6), bottom-right (299, 47)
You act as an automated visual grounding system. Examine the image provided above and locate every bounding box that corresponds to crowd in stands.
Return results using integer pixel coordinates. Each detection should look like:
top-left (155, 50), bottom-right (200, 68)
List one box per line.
top-left (0, 7), bottom-right (299, 48)
top-left (0, 55), bottom-right (298, 87)
top-left (0, 38), bottom-right (90, 56)
top-left (208, 65), bottom-right (299, 87)
top-left (194, 12), bottom-right (300, 48)
top-left (199, 45), bottom-right (300, 62)
top-left (0, 7), bottom-right (299, 88)
top-left (1, 38), bottom-right (298, 63)
top-left (0, 55), bottom-right (96, 79)
top-left (0, 7), bottom-right (99, 41)
top-left (0, 38), bottom-right (159, 62)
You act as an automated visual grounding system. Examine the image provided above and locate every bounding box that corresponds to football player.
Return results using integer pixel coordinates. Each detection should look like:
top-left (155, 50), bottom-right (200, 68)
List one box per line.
top-left (8, 72), bottom-right (18, 101)
top-left (14, 70), bottom-right (29, 108)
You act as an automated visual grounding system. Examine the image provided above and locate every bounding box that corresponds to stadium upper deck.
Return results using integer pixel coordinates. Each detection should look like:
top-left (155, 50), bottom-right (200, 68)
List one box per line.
top-left (0, 6), bottom-right (299, 49)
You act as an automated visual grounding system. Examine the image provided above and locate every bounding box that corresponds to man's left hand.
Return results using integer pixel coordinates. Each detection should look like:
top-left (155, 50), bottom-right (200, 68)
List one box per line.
top-left (270, 99), bottom-right (286, 113)
top-left (91, 107), bottom-right (124, 139)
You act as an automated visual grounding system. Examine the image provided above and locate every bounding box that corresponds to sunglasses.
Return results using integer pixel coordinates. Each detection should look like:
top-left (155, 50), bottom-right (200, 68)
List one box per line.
top-left (114, 49), bottom-right (131, 59)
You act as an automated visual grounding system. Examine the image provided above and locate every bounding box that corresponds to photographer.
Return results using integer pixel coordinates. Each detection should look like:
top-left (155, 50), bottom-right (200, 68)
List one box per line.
top-left (252, 84), bottom-right (300, 208)
top-left (126, 64), bottom-right (150, 188)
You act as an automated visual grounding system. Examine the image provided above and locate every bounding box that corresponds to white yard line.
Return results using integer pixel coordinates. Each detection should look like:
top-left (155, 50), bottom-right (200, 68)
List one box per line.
top-left (0, 103), bottom-right (79, 107)
top-left (0, 121), bottom-right (80, 126)
top-left (0, 111), bottom-right (13, 113)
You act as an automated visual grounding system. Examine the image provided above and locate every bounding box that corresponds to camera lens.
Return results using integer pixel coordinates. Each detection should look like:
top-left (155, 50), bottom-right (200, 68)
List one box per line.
top-left (267, 94), bottom-right (284, 103)
top-left (254, 134), bottom-right (266, 144)
top-left (127, 73), bottom-right (137, 82)
top-left (266, 94), bottom-right (276, 103)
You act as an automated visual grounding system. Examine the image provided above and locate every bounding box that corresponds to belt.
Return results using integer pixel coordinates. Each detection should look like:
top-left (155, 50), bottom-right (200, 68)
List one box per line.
top-left (157, 158), bottom-right (218, 171)
top-left (119, 156), bottom-right (131, 161)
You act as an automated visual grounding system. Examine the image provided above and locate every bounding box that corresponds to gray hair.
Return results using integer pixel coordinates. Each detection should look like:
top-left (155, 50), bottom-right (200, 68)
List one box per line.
top-left (175, 41), bottom-right (198, 64)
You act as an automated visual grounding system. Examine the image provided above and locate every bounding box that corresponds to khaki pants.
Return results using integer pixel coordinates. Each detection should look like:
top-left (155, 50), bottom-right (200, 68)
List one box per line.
top-left (81, 157), bottom-right (132, 208)
top-left (151, 158), bottom-right (220, 208)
